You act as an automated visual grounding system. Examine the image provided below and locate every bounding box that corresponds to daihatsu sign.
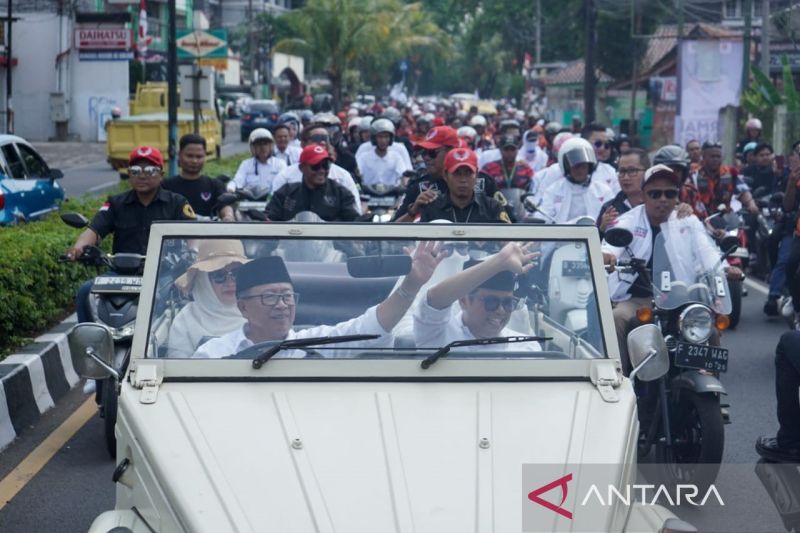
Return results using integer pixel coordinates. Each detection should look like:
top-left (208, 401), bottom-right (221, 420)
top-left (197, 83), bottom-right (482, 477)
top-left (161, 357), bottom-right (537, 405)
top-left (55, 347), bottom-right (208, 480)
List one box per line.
top-left (74, 28), bottom-right (132, 50)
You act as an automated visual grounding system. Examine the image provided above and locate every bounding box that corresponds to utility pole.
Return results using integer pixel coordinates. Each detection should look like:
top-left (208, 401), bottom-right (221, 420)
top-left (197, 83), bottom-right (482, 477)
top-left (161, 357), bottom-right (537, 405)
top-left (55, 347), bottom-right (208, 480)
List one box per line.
top-left (535, 0), bottom-right (541, 64)
top-left (248, 0), bottom-right (255, 88)
top-left (167, 0), bottom-right (178, 177)
top-left (760, 0), bottom-right (770, 77)
top-left (628, 8), bottom-right (640, 140)
top-left (6, 0), bottom-right (12, 133)
top-left (742, 0), bottom-right (753, 93)
top-left (583, 0), bottom-right (596, 124)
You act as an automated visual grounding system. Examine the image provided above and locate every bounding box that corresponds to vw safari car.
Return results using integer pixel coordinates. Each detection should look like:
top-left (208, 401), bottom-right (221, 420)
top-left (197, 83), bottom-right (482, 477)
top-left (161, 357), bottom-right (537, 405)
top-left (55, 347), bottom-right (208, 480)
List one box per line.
top-left (70, 222), bottom-right (692, 533)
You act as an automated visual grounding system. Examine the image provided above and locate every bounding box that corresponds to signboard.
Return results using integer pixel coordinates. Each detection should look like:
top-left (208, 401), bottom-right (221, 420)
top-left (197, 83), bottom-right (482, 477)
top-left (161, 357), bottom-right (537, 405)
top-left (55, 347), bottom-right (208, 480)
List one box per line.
top-left (198, 57), bottom-right (228, 70)
top-left (176, 29), bottom-right (227, 59)
top-left (74, 28), bottom-right (132, 50)
top-left (649, 76), bottom-right (677, 102)
top-left (79, 51), bottom-right (135, 61)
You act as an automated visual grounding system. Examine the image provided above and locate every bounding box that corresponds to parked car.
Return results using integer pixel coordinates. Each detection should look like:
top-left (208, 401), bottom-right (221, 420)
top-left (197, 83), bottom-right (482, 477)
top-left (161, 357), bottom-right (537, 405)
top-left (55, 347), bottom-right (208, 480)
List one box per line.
top-left (239, 100), bottom-right (281, 141)
top-left (70, 222), bottom-right (691, 532)
top-left (0, 135), bottom-right (64, 224)
top-left (218, 92), bottom-right (252, 119)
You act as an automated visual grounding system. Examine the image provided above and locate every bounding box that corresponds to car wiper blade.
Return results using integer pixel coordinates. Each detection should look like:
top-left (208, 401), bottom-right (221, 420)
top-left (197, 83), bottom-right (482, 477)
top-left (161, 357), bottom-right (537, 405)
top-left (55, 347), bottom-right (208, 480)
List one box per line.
top-left (251, 334), bottom-right (380, 369)
top-left (420, 335), bottom-right (551, 369)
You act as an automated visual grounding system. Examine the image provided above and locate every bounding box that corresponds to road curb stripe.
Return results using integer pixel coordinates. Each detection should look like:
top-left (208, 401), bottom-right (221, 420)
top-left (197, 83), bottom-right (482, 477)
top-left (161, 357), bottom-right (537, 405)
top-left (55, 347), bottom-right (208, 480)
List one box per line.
top-left (2, 355), bottom-right (55, 416)
top-left (0, 396), bottom-right (96, 511)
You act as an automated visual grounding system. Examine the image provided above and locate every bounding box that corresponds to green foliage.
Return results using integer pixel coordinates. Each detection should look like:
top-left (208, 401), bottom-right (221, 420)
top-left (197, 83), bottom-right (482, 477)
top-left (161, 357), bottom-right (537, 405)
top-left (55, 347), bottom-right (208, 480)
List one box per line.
top-left (742, 55), bottom-right (800, 115)
top-left (205, 153), bottom-right (249, 178)
top-left (229, 12), bottom-right (293, 79)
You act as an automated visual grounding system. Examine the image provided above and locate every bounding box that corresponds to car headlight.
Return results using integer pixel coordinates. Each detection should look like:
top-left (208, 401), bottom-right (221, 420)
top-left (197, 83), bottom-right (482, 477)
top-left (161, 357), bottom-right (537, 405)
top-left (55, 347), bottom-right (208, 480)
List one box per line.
top-left (679, 304), bottom-right (713, 344)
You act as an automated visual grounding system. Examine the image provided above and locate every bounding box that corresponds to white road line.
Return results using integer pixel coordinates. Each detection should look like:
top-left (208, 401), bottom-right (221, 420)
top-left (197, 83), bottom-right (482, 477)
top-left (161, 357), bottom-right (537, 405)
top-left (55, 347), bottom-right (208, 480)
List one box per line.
top-left (744, 277), bottom-right (769, 296)
top-left (87, 180), bottom-right (119, 193)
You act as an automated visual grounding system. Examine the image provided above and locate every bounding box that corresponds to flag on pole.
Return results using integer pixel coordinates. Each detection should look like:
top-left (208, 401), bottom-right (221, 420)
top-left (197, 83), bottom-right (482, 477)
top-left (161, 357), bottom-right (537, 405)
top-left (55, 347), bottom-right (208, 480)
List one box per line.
top-left (137, 0), bottom-right (152, 59)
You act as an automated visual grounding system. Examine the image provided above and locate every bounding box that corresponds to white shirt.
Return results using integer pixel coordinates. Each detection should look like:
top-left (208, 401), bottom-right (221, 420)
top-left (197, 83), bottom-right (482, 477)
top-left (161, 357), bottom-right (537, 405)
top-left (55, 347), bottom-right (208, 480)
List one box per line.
top-left (521, 143), bottom-right (549, 172)
top-left (529, 163), bottom-right (563, 205)
top-left (194, 304), bottom-right (390, 358)
top-left (228, 156), bottom-right (287, 198)
top-left (272, 162), bottom-right (363, 214)
top-left (539, 178), bottom-right (613, 224)
top-left (273, 145), bottom-right (302, 166)
top-left (594, 162), bottom-right (621, 195)
top-left (355, 142), bottom-right (412, 171)
top-left (356, 148), bottom-right (408, 187)
top-left (413, 292), bottom-right (541, 352)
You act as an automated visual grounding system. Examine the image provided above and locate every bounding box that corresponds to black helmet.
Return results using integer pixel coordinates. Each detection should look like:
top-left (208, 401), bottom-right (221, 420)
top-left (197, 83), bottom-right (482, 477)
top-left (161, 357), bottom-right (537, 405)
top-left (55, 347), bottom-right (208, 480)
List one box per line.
top-left (499, 119), bottom-right (521, 133)
top-left (653, 144), bottom-right (690, 180)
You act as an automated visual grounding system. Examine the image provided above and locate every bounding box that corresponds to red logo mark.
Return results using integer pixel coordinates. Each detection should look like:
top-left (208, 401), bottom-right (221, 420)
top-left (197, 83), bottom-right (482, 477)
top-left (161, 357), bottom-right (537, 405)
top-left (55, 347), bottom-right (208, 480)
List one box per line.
top-left (527, 473), bottom-right (573, 519)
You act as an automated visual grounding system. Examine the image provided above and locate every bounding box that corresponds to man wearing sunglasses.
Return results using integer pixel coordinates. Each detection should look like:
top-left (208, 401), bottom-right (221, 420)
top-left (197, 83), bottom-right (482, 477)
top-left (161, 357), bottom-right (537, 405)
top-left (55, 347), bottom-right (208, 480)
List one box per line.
top-left (414, 244), bottom-right (542, 352)
top-left (65, 146), bottom-right (196, 322)
top-left (581, 122), bottom-right (620, 194)
top-left (265, 144), bottom-right (359, 222)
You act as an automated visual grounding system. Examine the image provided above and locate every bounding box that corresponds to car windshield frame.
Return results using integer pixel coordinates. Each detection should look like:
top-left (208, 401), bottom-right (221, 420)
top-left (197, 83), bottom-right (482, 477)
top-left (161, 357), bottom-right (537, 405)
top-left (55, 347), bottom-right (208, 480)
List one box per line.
top-left (134, 222), bottom-right (620, 380)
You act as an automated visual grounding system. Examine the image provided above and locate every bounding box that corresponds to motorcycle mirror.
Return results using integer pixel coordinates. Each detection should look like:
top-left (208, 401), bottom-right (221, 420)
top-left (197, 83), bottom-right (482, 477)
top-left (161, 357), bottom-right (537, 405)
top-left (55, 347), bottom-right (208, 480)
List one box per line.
top-left (216, 192), bottom-right (238, 206)
top-left (720, 235), bottom-right (739, 256)
top-left (67, 323), bottom-right (117, 380)
top-left (60, 212), bottom-right (90, 229)
top-left (574, 216), bottom-right (596, 226)
top-left (627, 324), bottom-right (669, 382)
top-left (347, 255), bottom-right (412, 278)
top-left (604, 227), bottom-right (633, 248)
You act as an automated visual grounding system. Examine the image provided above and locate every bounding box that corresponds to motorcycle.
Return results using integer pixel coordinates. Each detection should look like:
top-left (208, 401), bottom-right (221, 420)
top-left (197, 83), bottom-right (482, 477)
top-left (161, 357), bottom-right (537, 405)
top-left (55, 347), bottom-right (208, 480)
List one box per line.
top-left (606, 224), bottom-right (734, 493)
top-left (361, 183), bottom-right (405, 222)
top-left (60, 212), bottom-right (144, 458)
top-left (753, 191), bottom-right (784, 281)
top-left (705, 206), bottom-right (748, 328)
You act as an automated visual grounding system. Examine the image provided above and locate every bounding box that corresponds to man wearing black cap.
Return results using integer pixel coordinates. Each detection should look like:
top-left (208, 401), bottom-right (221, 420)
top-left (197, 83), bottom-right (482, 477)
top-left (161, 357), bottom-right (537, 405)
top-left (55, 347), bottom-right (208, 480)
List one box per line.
top-left (194, 242), bottom-right (443, 358)
top-left (414, 243), bottom-right (542, 350)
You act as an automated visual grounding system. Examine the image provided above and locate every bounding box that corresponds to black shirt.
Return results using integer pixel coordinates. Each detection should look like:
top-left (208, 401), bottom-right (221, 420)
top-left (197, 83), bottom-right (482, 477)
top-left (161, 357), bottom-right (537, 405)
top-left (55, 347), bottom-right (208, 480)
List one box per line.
top-left (393, 171), bottom-right (499, 220)
top-left (418, 192), bottom-right (511, 223)
top-left (266, 179), bottom-right (359, 222)
top-left (741, 164), bottom-right (779, 194)
top-left (597, 191), bottom-right (633, 238)
top-left (628, 224), bottom-right (661, 298)
top-left (161, 175), bottom-right (226, 217)
top-left (89, 188), bottom-right (196, 255)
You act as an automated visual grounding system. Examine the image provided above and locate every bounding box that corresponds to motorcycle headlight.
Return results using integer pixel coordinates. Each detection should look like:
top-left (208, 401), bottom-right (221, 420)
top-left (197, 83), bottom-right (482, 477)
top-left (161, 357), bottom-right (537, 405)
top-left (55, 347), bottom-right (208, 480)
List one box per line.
top-left (110, 321), bottom-right (136, 340)
top-left (679, 304), bottom-right (714, 344)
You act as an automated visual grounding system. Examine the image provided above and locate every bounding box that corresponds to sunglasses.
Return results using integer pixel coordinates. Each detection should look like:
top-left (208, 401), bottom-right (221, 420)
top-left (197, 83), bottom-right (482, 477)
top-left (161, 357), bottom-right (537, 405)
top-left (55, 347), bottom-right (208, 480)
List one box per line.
top-left (645, 189), bottom-right (680, 200)
top-left (128, 165), bottom-right (160, 177)
top-left (476, 295), bottom-right (521, 313)
top-left (241, 291), bottom-right (300, 307)
top-left (310, 160), bottom-right (331, 172)
top-left (593, 140), bottom-right (611, 150)
top-left (209, 269), bottom-right (237, 284)
top-left (309, 134), bottom-right (330, 144)
top-left (423, 148), bottom-right (443, 159)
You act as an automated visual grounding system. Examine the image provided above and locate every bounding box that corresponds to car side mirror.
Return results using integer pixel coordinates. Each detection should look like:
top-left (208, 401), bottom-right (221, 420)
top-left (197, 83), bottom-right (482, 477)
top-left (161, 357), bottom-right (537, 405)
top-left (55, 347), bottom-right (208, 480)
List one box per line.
top-left (67, 323), bottom-right (118, 380)
top-left (627, 324), bottom-right (669, 381)
top-left (60, 212), bottom-right (90, 229)
top-left (49, 168), bottom-right (64, 180)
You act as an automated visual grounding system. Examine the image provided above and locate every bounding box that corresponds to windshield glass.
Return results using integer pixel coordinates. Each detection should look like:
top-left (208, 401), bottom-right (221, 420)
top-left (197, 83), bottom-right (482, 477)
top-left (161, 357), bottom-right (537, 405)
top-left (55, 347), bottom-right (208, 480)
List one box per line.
top-left (146, 235), bottom-right (607, 361)
top-left (651, 221), bottom-right (731, 314)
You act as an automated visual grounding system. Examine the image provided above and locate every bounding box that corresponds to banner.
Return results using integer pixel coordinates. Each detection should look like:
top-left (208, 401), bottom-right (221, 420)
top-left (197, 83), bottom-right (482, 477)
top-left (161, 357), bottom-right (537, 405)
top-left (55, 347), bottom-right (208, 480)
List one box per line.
top-left (675, 39), bottom-right (743, 146)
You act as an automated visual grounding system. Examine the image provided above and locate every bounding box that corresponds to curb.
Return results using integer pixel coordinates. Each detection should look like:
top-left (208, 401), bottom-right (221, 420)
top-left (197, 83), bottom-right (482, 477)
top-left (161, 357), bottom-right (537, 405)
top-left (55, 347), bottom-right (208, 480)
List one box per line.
top-left (0, 314), bottom-right (80, 452)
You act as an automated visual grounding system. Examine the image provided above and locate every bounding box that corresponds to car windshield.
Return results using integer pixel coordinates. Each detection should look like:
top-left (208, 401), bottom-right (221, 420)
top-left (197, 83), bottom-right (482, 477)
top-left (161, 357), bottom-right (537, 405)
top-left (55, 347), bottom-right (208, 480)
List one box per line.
top-left (247, 103), bottom-right (278, 113)
top-left (146, 234), bottom-right (607, 361)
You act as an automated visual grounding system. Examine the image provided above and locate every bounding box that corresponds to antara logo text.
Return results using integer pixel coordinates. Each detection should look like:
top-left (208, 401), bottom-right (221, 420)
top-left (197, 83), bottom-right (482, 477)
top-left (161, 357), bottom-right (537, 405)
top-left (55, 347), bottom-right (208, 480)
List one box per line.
top-left (527, 472), bottom-right (725, 519)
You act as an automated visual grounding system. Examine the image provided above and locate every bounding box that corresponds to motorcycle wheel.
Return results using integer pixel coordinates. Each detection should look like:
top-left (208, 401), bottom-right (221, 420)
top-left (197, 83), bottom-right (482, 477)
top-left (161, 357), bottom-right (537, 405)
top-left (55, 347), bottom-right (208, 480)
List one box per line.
top-left (102, 378), bottom-right (118, 459)
top-left (655, 391), bottom-right (724, 493)
top-left (728, 278), bottom-right (743, 329)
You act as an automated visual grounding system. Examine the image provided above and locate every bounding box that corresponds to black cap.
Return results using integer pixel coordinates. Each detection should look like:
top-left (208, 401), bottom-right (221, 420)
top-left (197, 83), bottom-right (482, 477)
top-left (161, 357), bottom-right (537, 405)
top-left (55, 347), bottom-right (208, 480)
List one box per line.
top-left (236, 256), bottom-right (292, 296)
top-left (463, 259), bottom-right (517, 291)
top-left (500, 135), bottom-right (520, 148)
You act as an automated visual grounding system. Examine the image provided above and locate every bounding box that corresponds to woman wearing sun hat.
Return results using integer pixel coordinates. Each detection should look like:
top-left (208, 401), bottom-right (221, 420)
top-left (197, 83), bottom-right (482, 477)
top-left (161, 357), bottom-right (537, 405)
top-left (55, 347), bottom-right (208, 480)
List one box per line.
top-left (166, 239), bottom-right (249, 357)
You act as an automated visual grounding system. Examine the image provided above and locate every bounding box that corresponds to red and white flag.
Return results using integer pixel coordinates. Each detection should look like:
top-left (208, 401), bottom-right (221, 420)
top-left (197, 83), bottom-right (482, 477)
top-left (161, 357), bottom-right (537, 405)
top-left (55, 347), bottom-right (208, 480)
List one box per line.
top-left (136, 0), bottom-right (152, 58)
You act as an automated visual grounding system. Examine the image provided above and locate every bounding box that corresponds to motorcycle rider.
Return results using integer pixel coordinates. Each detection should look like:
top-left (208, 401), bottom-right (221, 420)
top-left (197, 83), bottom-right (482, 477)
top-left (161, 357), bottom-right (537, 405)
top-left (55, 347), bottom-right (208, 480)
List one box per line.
top-left (602, 165), bottom-right (736, 374)
top-left (682, 141), bottom-right (758, 218)
top-left (278, 111), bottom-right (302, 149)
top-left (228, 128), bottom-right (287, 200)
top-left (597, 149), bottom-right (649, 234)
top-left (774, 143), bottom-right (800, 318)
top-left (581, 122), bottom-right (620, 194)
top-left (539, 137), bottom-right (613, 223)
top-left (273, 124), bottom-right (302, 165)
top-left (313, 112), bottom-right (359, 177)
top-left (161, 134), bottom-right (235, 221)
top-left (479, 134), bottom-right (534, 192)
top-left (477, 119), bottom-right (523, 169)
top-left (529, 131), bottom-right (573, 205)
top-left (356, 118), bottom-right (408, 187)
top-left (742, 142), bottom-right (781, 193)
top-left (355, 116), bottom-right (412, 170)
top-left (65, 146), bottom-right (196, 323)
top-left (265, 144), bottom-right (359, 222)
top-left (737, 117), bottom-right (763, 160)
top-left (520, 129), bottom-right (548, 172)
top-left (686, 139), bottom-right (702, 171)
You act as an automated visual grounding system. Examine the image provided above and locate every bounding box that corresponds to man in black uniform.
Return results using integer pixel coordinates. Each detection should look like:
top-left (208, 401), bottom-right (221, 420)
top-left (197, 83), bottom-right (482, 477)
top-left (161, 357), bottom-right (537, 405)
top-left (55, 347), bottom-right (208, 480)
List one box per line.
top-left (393, 126), bottom-right (500, 222)
top-left (266, 144), bottom-right (359, 222)
top-left (418, 148), bottom-right (510, 223)
top-left (161, 134), bottom-right (235, 221)
top-left (65, 146), bottom-right (196, 322)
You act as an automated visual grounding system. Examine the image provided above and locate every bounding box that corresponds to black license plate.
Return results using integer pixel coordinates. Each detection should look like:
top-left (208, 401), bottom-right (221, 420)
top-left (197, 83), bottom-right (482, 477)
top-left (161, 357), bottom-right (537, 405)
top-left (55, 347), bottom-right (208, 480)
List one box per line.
top-left (675, 342), bottom-right (728, 373)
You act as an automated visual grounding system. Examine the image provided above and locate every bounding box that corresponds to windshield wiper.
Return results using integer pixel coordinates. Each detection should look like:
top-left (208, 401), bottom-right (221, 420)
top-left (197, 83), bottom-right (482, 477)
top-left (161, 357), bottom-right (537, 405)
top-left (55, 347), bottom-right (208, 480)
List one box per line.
top-left (420, 336), bottom-right (551, 370)
top-left (251, 334), bottom-right (380, 369)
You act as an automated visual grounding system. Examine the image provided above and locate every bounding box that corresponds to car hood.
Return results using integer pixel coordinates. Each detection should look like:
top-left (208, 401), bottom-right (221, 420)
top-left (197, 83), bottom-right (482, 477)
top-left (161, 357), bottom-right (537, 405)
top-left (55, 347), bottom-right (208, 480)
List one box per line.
top-left (118, 380), bottom-right (639, 533)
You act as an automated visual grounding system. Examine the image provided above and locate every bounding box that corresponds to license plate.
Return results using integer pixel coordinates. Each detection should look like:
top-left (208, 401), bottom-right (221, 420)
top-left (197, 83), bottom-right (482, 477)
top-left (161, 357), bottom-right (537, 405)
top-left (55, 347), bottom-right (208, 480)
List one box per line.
top-left (674, 341), bottom-right (728, 373)
top-left (94, 276), bottom-right (141, 286)
top-left (369, 197), bottom-right (395, 207)
top-left (254, 118), bottom-right (268, 124)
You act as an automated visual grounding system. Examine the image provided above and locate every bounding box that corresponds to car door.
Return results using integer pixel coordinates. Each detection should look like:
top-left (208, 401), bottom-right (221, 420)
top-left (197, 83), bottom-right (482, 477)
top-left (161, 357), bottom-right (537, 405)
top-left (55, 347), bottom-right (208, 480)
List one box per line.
top-left (16, 142), bottom-right (63, 218)
top-left (0, 141), bottom-right (33, 222)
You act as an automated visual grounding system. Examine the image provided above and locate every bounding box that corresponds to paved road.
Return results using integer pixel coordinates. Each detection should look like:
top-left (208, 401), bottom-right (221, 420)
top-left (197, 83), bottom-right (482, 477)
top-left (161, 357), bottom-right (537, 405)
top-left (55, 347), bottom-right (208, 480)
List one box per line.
top-left (0, 278), bottom-right (791, 533)
top-left (32, 120), bottom-right (247, 198)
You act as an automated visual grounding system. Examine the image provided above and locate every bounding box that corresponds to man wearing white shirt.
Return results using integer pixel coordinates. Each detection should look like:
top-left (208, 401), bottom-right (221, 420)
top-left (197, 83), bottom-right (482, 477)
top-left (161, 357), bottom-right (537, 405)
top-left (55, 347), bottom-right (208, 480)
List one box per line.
top-left (228, 128), bottom-right (287, 199)
top-left (356, 118), bottom-right (408, 187)
top-left (273, 125), bottom-right (302, 165)
top-left (355, 130), bottom-right (412, 170)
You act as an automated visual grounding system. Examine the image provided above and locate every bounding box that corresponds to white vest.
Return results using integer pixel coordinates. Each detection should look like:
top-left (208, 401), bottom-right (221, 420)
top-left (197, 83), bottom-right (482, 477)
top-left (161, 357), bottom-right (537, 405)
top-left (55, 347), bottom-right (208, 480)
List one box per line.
top-left (540, 177), bottom-right (613, 223)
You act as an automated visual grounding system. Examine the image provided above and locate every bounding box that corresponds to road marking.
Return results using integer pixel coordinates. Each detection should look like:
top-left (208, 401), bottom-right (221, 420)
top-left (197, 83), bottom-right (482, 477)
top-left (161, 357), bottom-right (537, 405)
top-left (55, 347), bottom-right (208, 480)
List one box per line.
top-left (744, 277), bottom-right (769, 296)
top-left (88, 181), bottom-right (119, 193)
top-left (0, 396), bottom-right (96, 511)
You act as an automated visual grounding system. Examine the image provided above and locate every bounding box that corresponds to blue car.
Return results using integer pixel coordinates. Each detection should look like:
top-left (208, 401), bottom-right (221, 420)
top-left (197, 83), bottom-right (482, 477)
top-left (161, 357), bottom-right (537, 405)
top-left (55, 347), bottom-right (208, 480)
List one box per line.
top-left (0, 135), bottom-right (64, 224)
top-left (239, 100), bottom-right (281, 141)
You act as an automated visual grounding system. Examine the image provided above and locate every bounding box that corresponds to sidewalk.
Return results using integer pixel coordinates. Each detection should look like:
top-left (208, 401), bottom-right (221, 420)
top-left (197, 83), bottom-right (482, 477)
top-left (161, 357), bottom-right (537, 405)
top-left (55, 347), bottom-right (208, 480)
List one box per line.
top-left (31, 142), bottom-right (107, 172)
top-left (0, 314), bottom-right (80, 452)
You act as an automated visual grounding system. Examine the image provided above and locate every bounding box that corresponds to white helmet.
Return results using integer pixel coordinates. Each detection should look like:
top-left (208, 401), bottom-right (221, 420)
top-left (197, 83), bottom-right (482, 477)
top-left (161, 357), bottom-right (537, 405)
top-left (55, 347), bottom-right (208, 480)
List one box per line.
top-left (746, 117), bottom-right (763, 130)
top-left (552, 132), bottom-right (574, 157)
top-left (470, 114), bottom-right (487, 127)
top-left (359, 116), bottom-right (374, 133)
top-left (457, 126), bottom-right (477, 142)
top-left (370, 118), bottom-right (395, 145)
top-left (558, 137), bottom-right (597, 182)
top-left (248, 128), bottom-right (273, 144)
top-left (347, 107), bottom-right (360, 118)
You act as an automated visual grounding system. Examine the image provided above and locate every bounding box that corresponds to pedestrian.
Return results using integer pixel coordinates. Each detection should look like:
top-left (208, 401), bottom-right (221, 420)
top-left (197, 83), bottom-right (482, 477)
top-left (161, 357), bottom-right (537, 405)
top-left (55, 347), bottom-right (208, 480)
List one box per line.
top-left (756, 331), bottom-right (800, 463)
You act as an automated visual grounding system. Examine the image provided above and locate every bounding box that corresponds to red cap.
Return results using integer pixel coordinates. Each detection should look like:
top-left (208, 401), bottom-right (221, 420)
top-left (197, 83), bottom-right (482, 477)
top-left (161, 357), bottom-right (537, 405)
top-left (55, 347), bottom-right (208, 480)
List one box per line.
top-left (414, 126), bottom-right (460, 150)
top-left (444, 148), bottom-right (478, 174)
top-left (128, 146), bottom-right (163, 167)
top-left (299, 144), bottom-right (332, 166)
top-left (432, 116), bottom-right (445, 126)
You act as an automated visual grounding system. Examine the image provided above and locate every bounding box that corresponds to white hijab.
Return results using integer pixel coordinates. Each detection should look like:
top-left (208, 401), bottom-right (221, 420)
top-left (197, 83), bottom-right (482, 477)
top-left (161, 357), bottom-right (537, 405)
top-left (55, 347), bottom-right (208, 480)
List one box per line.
top-left (167, 272), bottom-right (246, 357)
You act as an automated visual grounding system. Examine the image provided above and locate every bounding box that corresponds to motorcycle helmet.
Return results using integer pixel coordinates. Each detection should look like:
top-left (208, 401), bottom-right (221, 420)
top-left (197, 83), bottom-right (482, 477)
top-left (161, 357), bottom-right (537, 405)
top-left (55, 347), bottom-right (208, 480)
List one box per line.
top-left (545, 121), bottom-right (563, 136)
top-left (311, 112), bottom-right (341, 127)
top-left (653, 144), bottom-right (690, 181)
top-left (370, 118), bottom-right (395, 145)
top-left (745, 117), bottom-right (763, 131)
top-left (469, 114), bottom-right (487, 128)
top-left (248, 128), bottom-right (273, 145)
top-left (279, 112), bottom-right (300, 126)
top-left (380, 107), bottom-right (402, 127)
top-left (499, 119), bottom-right (521, 133)
top-left (552, 132), bottom-right (574, 157)
top-left (300, 109), bottom-right (314, 124)
top-left (457, 126), bottom-right (477, 144)
top-left (558, 137), bottom-right (597, 184)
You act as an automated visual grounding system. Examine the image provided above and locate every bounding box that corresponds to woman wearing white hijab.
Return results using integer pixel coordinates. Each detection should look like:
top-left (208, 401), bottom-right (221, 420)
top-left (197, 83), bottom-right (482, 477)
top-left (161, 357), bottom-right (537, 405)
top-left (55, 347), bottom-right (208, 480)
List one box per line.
top-left (167, 240), bottom-right (249, 357)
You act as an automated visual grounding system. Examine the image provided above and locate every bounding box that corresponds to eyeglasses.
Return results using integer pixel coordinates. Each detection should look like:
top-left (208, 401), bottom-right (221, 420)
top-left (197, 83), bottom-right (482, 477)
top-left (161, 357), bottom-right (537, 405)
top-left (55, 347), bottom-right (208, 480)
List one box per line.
top-left (645, 189), bottom-right (680, 200)
top-left (310, 160), bottom-right (331, 172)
top-left (476, 295), bottom-right (521, 313)
top-left (423, 148), bottom-right (443, 159)
top-left (309, 134), bottom-right (330, 144)
top-left (618, 167), bottom-right (644, 176)
top-left (593, 140), bottom-right (611, 150)
top-left (128, 165), bottom-right (160, 177)
top-left (241, 291), bottom-right (300, 307)
top-left (209, 269), bottom-right (237, 284)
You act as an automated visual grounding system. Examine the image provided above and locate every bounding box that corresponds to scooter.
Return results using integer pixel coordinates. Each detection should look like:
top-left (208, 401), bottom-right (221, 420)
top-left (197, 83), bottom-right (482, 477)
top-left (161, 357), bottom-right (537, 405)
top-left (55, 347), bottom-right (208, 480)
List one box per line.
top-left (705, 206), bottom-right (748, 328)
top-left (361, 183), bottom-right (406, 222)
